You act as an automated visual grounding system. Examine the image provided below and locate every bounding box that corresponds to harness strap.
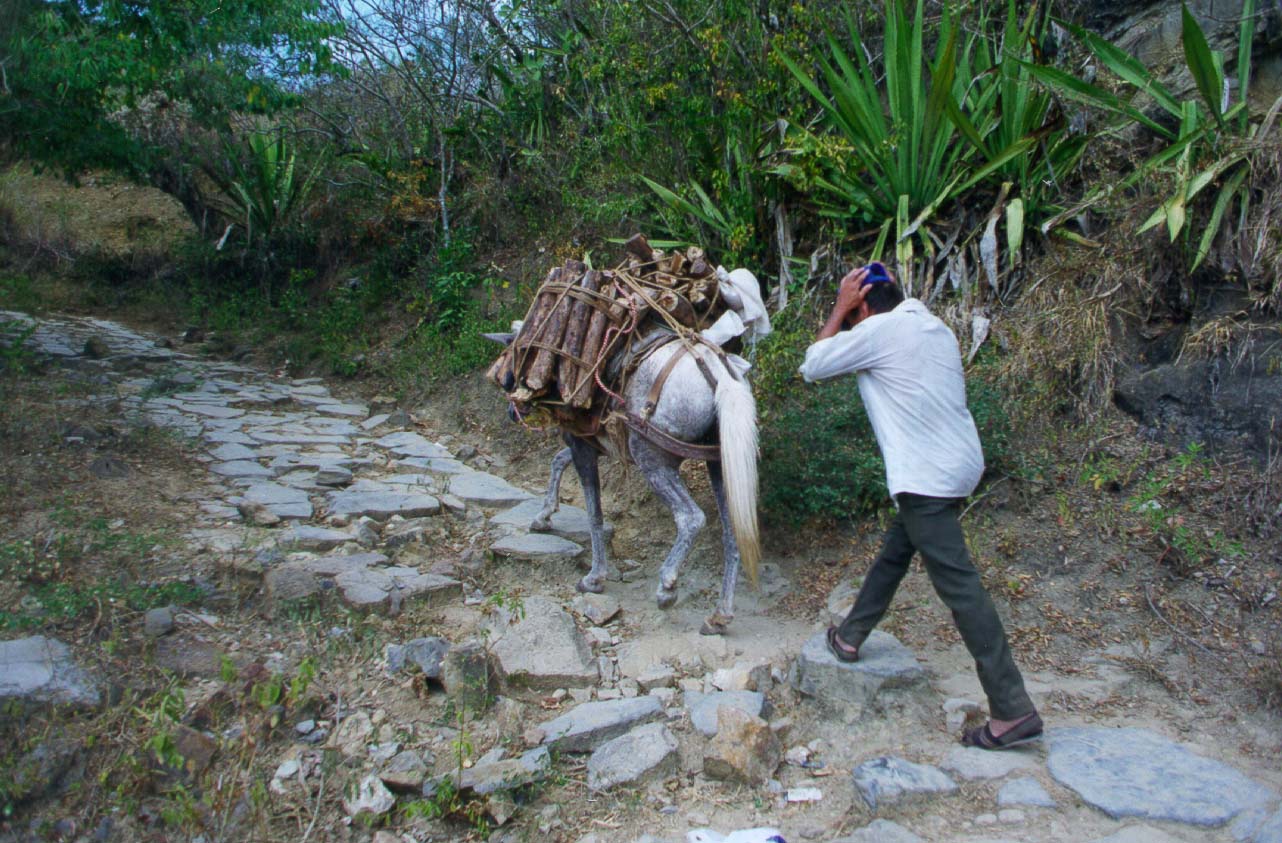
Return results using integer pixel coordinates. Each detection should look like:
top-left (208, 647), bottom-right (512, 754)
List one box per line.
top-left (644, 344), bottom-right (688, 419)
top-left (622, 413), bottom-right (721, 461)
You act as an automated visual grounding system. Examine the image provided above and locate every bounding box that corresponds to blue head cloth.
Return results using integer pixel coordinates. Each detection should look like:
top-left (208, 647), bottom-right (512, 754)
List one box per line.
top-left (861, 261), bottom-right (892, 287)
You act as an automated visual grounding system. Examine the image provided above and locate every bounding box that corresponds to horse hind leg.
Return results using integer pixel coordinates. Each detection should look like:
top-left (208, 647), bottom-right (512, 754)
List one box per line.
top-left (532, 444), bottom-right (573, 532)
top-left (568, 438), bottom-right (611, 594)
top-left (700, 459), bottom-right (739, 636)
top-left (632, 437), bottom-right (705, 609)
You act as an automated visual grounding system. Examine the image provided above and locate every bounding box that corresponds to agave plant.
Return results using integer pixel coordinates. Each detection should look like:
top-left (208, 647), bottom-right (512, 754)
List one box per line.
top-left (208, 129), bottom-right (320, 247)
top-left (774, 0), bottom-right (1048, 294)
top-left (947, 0), bottom-right (1088, 260)
top-left (1025, 1), bottom-right (1270, 269)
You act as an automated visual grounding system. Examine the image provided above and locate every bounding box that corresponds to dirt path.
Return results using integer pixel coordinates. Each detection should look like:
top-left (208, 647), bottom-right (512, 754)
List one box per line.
top-left (1, 309), bottom-right (1279, 843)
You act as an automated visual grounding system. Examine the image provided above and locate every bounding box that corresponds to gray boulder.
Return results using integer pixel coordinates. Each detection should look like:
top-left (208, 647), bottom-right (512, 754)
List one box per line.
top-left (791, 630), bottom-right (925, 717)
top-left (586, 722), bottom-right (679, 790)
top-left (851, 756), bottom-right (958, 811)
top-left (537, 696), bottom-right (664, 753)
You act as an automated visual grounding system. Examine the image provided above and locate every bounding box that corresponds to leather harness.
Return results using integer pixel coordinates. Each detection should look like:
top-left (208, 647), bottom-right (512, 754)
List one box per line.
top-left (616, 334), bottom-right (732, 462)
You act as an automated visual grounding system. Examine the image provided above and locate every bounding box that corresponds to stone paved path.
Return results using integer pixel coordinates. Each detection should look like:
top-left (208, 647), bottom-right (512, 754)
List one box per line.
top-left (3, 310), bottom-right (1281, 843)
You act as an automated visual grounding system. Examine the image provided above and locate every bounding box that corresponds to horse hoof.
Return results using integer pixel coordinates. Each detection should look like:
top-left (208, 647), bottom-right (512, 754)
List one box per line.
top-left (577, 577), bottom-right (605, 594)
top-left (700, 613), bottom-right (732, 636)
top-left (656, 588), bottom-right (678, 609)
top-left (530, 517), bottom-right (552, 533)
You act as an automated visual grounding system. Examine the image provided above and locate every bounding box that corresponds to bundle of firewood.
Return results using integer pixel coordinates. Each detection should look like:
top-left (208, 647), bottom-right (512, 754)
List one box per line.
top-left (487, 234), bottom-right (728, 418)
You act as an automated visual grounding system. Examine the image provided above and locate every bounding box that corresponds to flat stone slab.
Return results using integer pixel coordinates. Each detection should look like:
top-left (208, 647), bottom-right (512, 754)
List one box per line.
top-left (997, 777), bottom-right (1057, 808)
top-left (210, 443), bottom-right (258, 461)
top-left (851, 756), bottom-right (958, 811)
top-left (316, 403), bottom-right (368, 417)
top-left (374, 432), bottom-right (451, 459)
top-left (249, 429), bottom-right (350, 446)
top-left (1237, 804), bottom-right (1282, 843)
top-left (241, 482), bottom-right (312, 519)
top-left (490, 532), bottom-right (584, 560)
top-left (0, 636), bottom-right (99, 706)
top-left (489, 596), bottom-right (597, 690)
top-left (538, 696), bottom-right (664, 753)
top-left (280, 525), bottom-right (355, 551)
top-left (335, 568), bottom-right (461, 614)
top-left (940, 746), bottom-right (1039, 780)
top-left (211, 460), bottom-right (274, 478)
top-left (490, 499), bottom-right (614, 543)
top-left (685, 690), bottom-right (766, 737)
top-left (1046, 727), bottom-right (1275, 827)
top-left (326, 490), bottom-right (440, 520)
top-left (1089, 827), bottom-right (1183, 843)
top-left (792, 630), bottom-right (925, 716)
top-left (587, 722), bottom-right (679, 790)
top-left (411, 457), bottom-right (471, 475)
top-left (448, 472), bottom-right (535, 506)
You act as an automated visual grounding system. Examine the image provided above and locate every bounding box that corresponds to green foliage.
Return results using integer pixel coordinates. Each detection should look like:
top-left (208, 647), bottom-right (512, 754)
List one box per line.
top-left (207, 131), bottom-right (322, 248)
top-left (0, 0), bottom-right (342, 178)
top-left (1025, 1), bottom-right (1266, 268)
top-left (948, 1), bottom-right (1088, 237)
top-left (775, 0), bottom-right (1066, 290)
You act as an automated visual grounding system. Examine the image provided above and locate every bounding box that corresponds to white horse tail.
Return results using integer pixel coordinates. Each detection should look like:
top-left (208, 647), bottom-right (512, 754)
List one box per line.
top-left (714, 372), bottom-right (761, 586)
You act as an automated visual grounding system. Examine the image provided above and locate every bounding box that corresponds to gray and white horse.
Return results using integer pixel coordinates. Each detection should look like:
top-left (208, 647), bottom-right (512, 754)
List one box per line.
top-left (489, 327), bottom-right (760, 635)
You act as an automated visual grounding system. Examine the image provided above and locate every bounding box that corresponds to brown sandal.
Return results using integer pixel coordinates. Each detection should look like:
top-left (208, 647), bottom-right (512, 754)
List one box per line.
top-left (825, 626), bottom-right (861, 663)
top-left (961, 712), bottom-right (1044, 750)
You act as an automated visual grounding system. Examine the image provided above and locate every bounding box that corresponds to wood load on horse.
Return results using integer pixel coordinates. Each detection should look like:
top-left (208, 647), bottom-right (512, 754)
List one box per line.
top-left (485, 234), bottom-right (765, 635)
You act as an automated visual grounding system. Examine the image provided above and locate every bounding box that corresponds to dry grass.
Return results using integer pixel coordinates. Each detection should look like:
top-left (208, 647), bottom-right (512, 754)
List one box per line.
top-left (0, 165), bottom-right (194, 264)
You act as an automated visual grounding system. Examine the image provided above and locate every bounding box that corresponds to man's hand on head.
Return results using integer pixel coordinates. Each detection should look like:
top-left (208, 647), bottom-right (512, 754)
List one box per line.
top-left (836, 266), bottom-right (872, 319)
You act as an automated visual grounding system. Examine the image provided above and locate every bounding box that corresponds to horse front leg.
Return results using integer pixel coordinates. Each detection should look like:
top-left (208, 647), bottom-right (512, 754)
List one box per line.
top-left (701, 459), bottom-right (739, 636)
top-left (531, 442), bottom-right (573, 532)
top-left (570, 437), bottom-right (611, 594)
top-left (632, 437), bottom-right (705, 609)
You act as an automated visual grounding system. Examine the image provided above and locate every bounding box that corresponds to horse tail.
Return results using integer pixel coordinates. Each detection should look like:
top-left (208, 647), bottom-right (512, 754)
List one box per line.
top-left (714, 371), bottom-right (761, 587)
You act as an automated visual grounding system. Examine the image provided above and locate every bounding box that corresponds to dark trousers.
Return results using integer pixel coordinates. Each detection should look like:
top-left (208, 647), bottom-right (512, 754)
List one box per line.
top-left (837, 492), bottom-right (1035, 721)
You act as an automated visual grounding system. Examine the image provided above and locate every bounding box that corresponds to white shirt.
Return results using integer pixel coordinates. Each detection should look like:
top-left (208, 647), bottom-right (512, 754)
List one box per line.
top-left (797, 298), bottom-right (984, 500)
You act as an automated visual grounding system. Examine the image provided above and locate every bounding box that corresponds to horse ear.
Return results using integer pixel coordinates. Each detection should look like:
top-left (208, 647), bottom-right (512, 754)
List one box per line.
top-left (481, 332), bottom-right (516, 346)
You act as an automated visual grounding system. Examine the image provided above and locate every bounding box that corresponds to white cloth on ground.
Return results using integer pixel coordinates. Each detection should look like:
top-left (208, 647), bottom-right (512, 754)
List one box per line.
top-left (797, 298), bottom-right (984, 500)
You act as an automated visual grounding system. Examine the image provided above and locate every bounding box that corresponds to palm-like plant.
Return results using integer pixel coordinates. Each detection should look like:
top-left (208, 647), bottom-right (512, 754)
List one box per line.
top-left (208, 129), bottom-right (320, 247)
top-left (1025, 1), bottom-right (1270, 269)
top-left (774, 0), bottom-right (1043, 292)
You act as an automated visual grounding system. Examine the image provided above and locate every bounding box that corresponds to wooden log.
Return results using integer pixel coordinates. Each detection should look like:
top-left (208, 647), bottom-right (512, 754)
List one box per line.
top-left (557, 269), bottom-right (601, 402)
top-left (526, 266), bottom-right (578, 391)
top-left (655, 289), bottom-right (696, 327)
top-left (624, 233), bottom-right (654, 263)
top-left (571, 279), bottom-right (615, 409)
top-left (510, 267), bottom-right (561, 386)
top-left (486, 346), bottom-right (514, 391)
top-left (689, 257), bottom-right (713, 278)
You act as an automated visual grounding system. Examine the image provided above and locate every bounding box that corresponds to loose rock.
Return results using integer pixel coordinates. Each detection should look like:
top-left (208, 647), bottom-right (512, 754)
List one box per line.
top-left (685, 690), bottom-right (767, 737)
top-left (851, 756), bottom-right (958, 811)
top-left (997, 777), bottom-right (1056, 808)
top-left (0, 636), bottom-right (100, 707)
top-left (586, 722), bottom-right (679, 790)
top-left (703, 708), bottom-right (781, 785)
top-left (539, 696), bottom-right (664, 753)
top-left (791, 630), bottom-right (925, 717)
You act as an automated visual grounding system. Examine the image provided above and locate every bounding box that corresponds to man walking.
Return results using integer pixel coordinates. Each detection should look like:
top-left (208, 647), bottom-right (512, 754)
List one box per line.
top-left (798, 263), bottom-right (1041, 749)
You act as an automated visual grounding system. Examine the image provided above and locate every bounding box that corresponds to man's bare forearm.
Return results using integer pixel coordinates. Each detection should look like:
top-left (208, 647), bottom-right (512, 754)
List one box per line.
top-left (816, 306), bottom-right (849, 341)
